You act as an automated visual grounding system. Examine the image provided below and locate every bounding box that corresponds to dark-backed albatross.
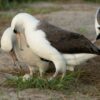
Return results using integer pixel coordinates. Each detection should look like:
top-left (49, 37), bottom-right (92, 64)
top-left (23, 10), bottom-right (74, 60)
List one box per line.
top-left (1, 27), bottom-right (98, 80)
top-left (11, 13), bottom-right (100, 80)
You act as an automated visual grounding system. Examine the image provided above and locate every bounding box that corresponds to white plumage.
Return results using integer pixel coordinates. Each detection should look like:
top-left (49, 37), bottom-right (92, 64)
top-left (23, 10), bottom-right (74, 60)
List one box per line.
top-left (11, 13), bottom-right (98, 80)
top-left (1, 27), bottom-right (97, 80)
top-left (1, 27), bottom-right (50, 80)
top-left (1, 27), bottom-right (15, 52)
top-left (11, 13), bottom-right (67, 79)
top-left (0, 27), bottom-right (96, 70)
top-left (0, 27), bottom-right (19, 67)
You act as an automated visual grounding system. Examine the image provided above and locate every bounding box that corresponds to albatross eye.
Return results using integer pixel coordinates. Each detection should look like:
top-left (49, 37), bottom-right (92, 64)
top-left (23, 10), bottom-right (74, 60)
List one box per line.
top-left (13, 29), bottom-right (18, 34)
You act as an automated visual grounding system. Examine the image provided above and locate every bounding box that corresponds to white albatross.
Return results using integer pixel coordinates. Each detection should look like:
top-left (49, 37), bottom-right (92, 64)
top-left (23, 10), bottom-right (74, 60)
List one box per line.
top-left (1, 27), bottom-right (98, 80)
top-left (1, 27), bottom-right (96, 80)
top-left (0, 27), bottom-right (20, 68)
top-left (0, 27), bottom-right (50, 80)
top-left (11, 13), bottom-right (100, 80)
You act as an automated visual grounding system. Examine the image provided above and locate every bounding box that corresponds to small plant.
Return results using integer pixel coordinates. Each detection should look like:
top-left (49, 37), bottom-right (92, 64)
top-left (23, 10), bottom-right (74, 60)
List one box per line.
top-left (77, 27), bottom-right (88, 34)
top-left (84, 0), bottom-right (100, 3)
top-left (5, 71), bottom-right (83, 91)
top-left (24, 7), bottom-right (63, 14)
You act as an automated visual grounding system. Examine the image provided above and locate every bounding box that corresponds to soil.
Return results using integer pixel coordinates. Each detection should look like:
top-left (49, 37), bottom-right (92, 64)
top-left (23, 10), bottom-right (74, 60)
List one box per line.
top-left (0, 2), bottom-right (100, 100)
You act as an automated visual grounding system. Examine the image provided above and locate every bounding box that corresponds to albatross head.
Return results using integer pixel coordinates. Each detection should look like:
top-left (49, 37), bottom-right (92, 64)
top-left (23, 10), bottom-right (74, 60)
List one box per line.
top-left (11, 13), bottom-right (26, 35)
top-left (11, 13), bottom-right (24, 50)
top-left (95, 8), bottom-right (100, 40)
top-left (11, 13), bottom-right (39, 33)
top-left (11, 13), bottom-right (39, 50)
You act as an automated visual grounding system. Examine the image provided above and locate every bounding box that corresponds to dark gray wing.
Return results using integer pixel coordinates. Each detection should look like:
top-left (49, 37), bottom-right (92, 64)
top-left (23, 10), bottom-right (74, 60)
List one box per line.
top-left (38, 21), bottom-right (100, 54)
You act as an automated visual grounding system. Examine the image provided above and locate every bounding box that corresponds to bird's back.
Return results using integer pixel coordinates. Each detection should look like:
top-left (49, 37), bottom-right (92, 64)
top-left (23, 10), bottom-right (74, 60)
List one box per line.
top-left (38, 21), bottom-right (100, 54)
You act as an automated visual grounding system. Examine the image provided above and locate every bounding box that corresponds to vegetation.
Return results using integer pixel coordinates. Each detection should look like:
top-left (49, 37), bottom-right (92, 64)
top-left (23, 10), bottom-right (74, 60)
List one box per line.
top-left (25, 7), bottom-right (63, 14)
top-left (5, 70), bottom-right (83, 91)
top-left (0, 0), bottom-right (60, 10)
top-left (77, 27), bottom-right (88, 34)
top-left (0, 0), bottom-right (100, 10)
top-left (84, 0), bottom-right (100, 3)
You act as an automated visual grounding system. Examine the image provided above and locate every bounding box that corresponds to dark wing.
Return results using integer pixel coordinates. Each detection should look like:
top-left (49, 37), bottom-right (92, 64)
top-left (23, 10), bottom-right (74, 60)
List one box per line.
top-left (38, 21), bottom-right (100, 54)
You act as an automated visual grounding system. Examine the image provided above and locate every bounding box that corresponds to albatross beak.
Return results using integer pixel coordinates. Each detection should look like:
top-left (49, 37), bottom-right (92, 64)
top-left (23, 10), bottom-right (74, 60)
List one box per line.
top-left (23, 34), bottom-right (29, 48)
top-left (16, 33), bottom-right (23, 51)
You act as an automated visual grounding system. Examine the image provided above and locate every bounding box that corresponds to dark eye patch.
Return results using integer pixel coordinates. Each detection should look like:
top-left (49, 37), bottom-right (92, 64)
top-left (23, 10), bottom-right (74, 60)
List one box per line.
top-left (13, 29), bottom-right (17, 34)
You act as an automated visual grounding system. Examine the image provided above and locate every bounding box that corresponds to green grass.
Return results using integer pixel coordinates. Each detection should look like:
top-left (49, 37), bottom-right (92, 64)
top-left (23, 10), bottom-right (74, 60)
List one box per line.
top-left (1, 0), bottom-right (100, 10)
top-left (0, 0), bottom-right (64, 10)
top-left (24, 7), bottom-right (63, 14)
top-left (0, 91), bottom-right (4, 96)
top-left (5, 71), bottom-right (83, 91)
top-left (84, 0), bottom-right (100, 3)
top-left (0, 6), bottom-right (62, 23)
top-left (0, 0), bottom-right (100, 10)
top-left (77, 27), bottom-right (88, 34)
top-left (0, 13), bottom-right (13, 19)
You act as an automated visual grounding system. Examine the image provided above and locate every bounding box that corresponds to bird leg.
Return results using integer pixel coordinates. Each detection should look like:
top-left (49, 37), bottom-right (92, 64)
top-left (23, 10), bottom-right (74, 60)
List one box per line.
top-left (9, 49), bottom-right (18, 66)
top-left (48, 55), bottom-right (67, 81)
top-left (61, 72), bottom-right (66, 80)
top-left (49, 71), bottom-right (58, 80)
top-left (39, 68), bottom-right (44, 78)
top-left (9, 49), bottom-right (21, 69)
top-left (49, 71), bottom-right (66, 81)
top-left (23, 65), bottom-right (34, 81)
top-left (28, 65), bottom-right (34, 76)
top-left (38, 60), bottom-right (50, 78)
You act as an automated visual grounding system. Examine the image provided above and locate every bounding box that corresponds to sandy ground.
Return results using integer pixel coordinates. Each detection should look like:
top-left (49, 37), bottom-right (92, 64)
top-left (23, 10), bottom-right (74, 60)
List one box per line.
top-left (0, 2), bottom-right (100, 100)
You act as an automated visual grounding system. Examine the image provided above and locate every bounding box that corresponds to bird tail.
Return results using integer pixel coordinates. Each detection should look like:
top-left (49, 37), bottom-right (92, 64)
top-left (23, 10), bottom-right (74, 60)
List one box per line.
top-left (97, 48), bottom-right (100, 55)
top-left (91, 43), bottom-right (100, 55)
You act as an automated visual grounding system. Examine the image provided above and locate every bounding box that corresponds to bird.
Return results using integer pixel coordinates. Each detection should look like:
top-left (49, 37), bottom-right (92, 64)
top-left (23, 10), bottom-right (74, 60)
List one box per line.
top-left (11, 13), bottom-right (100, 80)
top-left (1, 28), bottom-right (97, 77)
top-left (0, 27), bottom-right (20, 68)
top-left (95, 8), bottom-right (100, 40)
top-left (0, 27), bottom-right (50, 80)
